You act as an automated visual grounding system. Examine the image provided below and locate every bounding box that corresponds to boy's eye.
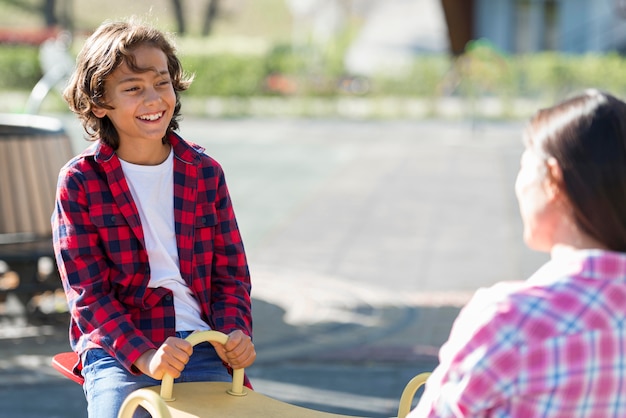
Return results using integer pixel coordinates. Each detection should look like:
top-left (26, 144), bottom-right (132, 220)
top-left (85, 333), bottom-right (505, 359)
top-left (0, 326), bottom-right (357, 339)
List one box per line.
top-left (124, 86), bottom-right (140, 92)
top-left (157, 79), bottom-right (172, 87)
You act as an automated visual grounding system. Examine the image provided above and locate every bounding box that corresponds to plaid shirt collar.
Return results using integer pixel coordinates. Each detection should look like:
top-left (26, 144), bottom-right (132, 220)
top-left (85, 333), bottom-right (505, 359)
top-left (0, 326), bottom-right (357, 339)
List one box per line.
top-left (528, 248), bottom-right (626, 286)
top-left (86, 131), bottom-right (206, 165)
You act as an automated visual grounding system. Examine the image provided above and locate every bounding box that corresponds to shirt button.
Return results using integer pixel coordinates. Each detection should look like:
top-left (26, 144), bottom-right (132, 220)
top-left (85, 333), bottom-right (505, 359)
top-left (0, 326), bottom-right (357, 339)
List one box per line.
top-left (165, 295), bottom-right (173, 301)
top-left (110, 215), bottom-right (116, 223)
top-left (201, 217), bottom-right (207, 224)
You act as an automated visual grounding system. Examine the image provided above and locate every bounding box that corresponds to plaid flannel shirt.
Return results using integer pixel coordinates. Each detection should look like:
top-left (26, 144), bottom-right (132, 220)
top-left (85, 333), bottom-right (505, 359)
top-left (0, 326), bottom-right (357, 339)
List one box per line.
top-left (51, 132), bottom-right (252, 376)
top-left (411, 249), bottom-right (626, 417)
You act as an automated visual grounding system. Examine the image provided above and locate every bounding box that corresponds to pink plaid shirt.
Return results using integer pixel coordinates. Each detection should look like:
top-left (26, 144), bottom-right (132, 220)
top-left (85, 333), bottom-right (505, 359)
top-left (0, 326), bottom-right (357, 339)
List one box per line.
top-left (411, 249), bottom-right (626, 417)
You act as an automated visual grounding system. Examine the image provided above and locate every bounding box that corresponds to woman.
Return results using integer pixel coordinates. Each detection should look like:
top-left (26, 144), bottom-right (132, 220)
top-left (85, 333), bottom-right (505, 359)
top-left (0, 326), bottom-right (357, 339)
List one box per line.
top-left (410, 89), bottom-right (626, 417)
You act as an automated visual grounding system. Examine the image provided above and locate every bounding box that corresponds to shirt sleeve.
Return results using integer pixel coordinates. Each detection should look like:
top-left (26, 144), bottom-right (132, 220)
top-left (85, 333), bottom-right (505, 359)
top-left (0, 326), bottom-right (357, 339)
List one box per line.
top-left (410, 286), bottom-right (522, 417)
top-left (207, 166), bottom-right (253, 337)
top-left (52, 165), bottom-right (156, 371)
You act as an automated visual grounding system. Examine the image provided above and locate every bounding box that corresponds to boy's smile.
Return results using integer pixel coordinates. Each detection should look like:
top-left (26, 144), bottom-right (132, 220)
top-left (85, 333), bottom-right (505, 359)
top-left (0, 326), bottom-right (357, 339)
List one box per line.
top-left (92, 44), bottom-right (176, 164)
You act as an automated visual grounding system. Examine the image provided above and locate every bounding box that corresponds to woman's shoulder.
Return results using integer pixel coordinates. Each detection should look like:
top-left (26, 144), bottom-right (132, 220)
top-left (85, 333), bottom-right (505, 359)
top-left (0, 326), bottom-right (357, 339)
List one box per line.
top-left (484, 252), bottom-right (626, 341)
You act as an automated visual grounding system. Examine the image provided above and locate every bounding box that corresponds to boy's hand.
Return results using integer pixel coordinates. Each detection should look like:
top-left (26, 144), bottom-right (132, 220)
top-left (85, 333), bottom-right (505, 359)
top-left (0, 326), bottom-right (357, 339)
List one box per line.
top-left (134, 337), bottom-right (193, 380)
top-left (210, 330), bottom-right (256, 369)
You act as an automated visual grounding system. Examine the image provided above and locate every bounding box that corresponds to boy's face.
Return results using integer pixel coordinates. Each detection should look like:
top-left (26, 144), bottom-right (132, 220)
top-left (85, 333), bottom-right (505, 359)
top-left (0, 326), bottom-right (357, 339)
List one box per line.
top-left (92, 45), bottom-right (176, 148)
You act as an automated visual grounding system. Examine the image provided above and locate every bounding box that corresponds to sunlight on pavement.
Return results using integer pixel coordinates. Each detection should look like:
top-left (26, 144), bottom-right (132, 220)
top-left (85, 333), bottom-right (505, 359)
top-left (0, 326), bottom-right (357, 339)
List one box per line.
top-left (252, 266), bottom-right (472, 327)
top-left (252, 378), bottom-right (400, 416)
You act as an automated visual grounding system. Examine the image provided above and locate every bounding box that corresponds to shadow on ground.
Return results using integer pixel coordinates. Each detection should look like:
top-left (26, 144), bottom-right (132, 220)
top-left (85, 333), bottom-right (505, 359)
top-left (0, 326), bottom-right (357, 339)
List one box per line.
top-left (0, 296), bottom-right (456, 418)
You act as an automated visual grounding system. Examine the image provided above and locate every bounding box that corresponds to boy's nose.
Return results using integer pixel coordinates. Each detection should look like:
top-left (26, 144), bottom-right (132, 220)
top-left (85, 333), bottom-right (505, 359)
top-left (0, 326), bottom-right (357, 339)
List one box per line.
top-left (144, 87), bottom-right (162, 104)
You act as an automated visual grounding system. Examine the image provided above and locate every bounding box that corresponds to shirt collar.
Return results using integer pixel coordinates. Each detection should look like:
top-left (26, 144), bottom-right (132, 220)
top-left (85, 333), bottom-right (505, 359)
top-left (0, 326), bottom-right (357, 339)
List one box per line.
top-left (86, 131), bottom-right (205, 165)
top-left (528, 249), bottom-right (626, 285)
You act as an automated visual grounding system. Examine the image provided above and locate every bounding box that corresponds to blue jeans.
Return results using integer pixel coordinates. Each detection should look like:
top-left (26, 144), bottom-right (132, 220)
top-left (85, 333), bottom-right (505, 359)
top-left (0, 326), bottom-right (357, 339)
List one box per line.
top-left (82, 331), bottom-right (231, 418)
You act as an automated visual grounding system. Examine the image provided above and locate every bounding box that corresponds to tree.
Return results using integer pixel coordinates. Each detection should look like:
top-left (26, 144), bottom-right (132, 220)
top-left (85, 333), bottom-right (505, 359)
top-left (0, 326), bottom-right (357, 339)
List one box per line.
top-left (169, 0), bottom-right (220, 36)
top-left (202, 0), bottom-right (220, 36)
top-left (171, 0), bottom-right (186, 35)
top-left (43, 0), bottom-right (57, 26)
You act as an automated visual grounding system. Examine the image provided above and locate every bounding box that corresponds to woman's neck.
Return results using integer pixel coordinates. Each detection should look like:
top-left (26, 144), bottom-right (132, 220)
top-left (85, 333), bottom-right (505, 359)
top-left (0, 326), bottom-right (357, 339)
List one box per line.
top-left (550, 235), bottom-right (607, 259)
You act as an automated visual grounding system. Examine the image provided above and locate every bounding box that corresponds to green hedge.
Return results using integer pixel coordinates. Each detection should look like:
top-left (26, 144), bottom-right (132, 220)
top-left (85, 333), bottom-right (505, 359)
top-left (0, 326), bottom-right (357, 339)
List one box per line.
top-left (183, 54), bottom-right (266, 97)
top-left (0, 45), bottom-right (41, 90)
top-left (3, 42), bottom-right (626, 102)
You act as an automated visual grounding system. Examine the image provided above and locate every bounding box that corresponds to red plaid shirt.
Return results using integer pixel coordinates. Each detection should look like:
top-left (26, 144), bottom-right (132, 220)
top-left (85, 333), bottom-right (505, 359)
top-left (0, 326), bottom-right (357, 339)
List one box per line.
top-left (52, 132), bottom-right (252, 376)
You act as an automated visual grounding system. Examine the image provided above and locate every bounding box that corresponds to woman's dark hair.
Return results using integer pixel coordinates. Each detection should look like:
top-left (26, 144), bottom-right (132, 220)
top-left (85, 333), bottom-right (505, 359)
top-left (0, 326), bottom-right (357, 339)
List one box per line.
top-left (524, 89), bottom-right (626, 251)
top-left (63, 18), bottom-right (193, 149)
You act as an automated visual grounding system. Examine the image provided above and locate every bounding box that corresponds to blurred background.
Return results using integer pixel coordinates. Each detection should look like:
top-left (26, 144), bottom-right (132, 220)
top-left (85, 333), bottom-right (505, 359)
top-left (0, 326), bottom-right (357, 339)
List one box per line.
top-left (1, 1), bottom-right (625, 417)
top-left (3, 0), bottom-right (626, 117)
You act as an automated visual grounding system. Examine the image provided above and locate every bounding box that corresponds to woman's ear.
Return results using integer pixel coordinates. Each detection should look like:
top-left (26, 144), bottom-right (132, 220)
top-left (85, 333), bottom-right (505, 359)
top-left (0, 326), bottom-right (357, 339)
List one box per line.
top-left (545, 157), bottom-right (564, 200)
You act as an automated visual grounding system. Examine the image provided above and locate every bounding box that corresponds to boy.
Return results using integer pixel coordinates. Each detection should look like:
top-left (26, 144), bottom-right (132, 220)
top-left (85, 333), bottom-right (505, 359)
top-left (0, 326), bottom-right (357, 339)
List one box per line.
top-left (53, 18), bottom-right (255, 418)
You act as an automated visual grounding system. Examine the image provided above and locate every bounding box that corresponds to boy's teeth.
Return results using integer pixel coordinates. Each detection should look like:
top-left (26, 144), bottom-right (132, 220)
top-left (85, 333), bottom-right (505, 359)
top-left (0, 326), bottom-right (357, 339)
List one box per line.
top-left (139, 113), bottom-right (161, 121)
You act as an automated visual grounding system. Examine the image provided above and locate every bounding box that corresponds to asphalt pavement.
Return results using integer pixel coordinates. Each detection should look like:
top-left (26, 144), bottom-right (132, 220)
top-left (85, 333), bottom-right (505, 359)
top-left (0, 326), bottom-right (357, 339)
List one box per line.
top-left (0, 115), bottom-right (549, 417)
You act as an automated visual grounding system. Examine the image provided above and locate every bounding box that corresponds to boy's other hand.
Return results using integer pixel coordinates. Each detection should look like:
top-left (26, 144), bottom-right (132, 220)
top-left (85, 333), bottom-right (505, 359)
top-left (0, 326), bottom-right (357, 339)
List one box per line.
top-left (211, 330), bottom-right (256, 369)
top-left (134, 337), bottom-right (193, 380)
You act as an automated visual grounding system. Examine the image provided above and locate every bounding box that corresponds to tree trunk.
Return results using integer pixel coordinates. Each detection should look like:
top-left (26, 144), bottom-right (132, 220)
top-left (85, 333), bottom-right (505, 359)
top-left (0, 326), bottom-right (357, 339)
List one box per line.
top-left (440, 0), bottom-right (474, 55)
top-left (171, 0), bottom-right (186, 35)
top-left (202, 0), bottom-right (220, 37)
top-left (43, 0), bottom-right (57, 27)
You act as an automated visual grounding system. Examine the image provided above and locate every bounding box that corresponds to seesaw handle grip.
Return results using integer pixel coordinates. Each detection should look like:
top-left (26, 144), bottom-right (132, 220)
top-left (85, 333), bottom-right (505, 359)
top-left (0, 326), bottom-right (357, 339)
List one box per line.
top-left (160, 330), bottom-right (245, 401)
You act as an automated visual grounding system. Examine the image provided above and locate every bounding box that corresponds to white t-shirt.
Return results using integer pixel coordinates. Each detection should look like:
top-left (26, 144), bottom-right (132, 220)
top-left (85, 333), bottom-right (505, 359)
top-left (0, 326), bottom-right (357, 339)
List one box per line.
top-left (119, 148), bottom-right (210, 332)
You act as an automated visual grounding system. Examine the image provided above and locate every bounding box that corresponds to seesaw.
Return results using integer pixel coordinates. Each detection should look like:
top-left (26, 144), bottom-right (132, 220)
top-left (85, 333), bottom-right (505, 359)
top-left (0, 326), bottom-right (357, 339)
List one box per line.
top-left (53, 330), bottom-right (430, 418)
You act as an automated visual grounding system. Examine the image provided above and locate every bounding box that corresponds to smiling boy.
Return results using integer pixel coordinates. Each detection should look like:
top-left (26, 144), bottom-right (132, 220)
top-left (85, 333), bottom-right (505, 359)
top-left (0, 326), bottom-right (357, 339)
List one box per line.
top-left (53, 19), bottom-right (255, 418)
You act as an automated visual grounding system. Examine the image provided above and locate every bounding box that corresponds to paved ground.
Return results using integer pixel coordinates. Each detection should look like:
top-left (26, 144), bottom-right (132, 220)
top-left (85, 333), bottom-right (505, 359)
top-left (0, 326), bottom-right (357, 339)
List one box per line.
top-left (0, 116), bottom-right (549, 417)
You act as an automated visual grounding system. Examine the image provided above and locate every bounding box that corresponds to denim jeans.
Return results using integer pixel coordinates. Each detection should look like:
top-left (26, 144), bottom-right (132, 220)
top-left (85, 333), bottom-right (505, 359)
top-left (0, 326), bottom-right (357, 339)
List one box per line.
top-left (82, 331), bottom-right (231, 418)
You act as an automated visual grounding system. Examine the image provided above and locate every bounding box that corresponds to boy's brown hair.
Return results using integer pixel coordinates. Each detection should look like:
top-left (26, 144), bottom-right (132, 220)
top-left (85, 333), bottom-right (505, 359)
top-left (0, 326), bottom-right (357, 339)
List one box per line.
top-left (63, 18), bottom-right (193, 149)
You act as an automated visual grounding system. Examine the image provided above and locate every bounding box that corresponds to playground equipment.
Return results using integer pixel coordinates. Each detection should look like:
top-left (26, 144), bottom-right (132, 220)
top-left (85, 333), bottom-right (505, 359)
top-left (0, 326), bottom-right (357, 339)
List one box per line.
top-left (53, 330), bottom-right (430, 418)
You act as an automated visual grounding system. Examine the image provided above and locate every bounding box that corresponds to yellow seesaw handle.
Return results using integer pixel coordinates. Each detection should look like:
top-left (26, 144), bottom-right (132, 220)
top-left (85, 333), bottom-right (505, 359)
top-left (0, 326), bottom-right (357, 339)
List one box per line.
top-left (119, 388), bottom-right (173, 418)
top-left (396, 372), bottom-right (431, 418)
top-left (160, 330), bottom-right (246, 401)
